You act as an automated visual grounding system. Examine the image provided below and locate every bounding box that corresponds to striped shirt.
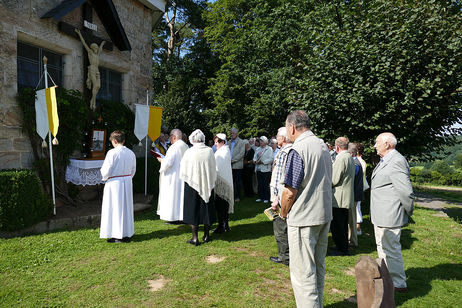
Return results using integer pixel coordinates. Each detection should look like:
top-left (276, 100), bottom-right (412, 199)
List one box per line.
top-left (272, 144), bottom-right (291, 197)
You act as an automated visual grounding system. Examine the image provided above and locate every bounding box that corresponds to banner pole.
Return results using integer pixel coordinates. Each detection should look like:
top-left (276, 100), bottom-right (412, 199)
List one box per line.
top-left (145, 86), bottom-right (149, 196)
top-left (43, 56), bottom-right (56, 215)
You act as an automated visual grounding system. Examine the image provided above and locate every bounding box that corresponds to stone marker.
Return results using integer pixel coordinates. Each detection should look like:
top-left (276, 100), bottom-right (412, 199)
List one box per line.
top-left (355, 255), bottom-right (395, 308)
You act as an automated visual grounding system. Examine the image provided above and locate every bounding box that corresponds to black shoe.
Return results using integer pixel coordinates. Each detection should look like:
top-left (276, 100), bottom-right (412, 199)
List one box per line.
top-left (394, 287), bottom-right (408, 293)
top-left (186, 238), bottom-right (200, 246)
top-left (122, 237), bottom-right (132, 243)
top-left (224, 222), bottom-right (230, 232)
top-left (212, 226), bottom-right (225, 234)
top-left (107, 238), bottom-right (123, 243)
top-left (202, 235), bottom-right (212, 243)
top-left (269, 256), bottom-right (283, 264)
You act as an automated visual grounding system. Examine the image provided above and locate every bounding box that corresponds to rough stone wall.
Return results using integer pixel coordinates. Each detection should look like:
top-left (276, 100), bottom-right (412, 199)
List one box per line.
top-left (0, 0), bottom-right (154, 169)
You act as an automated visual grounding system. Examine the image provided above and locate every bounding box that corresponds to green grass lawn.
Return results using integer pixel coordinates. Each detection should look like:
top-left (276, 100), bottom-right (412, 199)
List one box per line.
top-left (1, 197), bottom-right (461, 307)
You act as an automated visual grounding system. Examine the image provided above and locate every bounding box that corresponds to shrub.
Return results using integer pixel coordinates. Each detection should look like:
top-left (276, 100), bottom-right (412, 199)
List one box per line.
top-left (410, 167), bottom-right (421, 183)
top-left (0, 170), bottom-right (52, 231)
top-left (431, 160), bottom-right (453, 175)
top-left (419, 169), bottom-right (432, 183)
top-left (455, 154), bottom-right (462, 170)
top-left (431, 171), bottom-right (442, 182)
top-left (451, 172), bottom-right (462, 186)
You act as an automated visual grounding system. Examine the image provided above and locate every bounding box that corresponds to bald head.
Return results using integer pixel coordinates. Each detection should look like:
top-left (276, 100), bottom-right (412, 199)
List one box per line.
top-left (375, 132), bottom-right (397, 157)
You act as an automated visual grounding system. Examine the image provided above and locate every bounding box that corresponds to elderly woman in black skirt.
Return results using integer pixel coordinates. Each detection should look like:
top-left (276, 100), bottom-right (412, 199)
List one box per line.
top-left (179, 129), bottom-right (217, 246)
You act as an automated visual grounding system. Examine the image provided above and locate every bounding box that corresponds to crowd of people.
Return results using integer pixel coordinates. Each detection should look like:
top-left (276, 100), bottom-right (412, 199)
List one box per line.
top-left (99, 110), bottom-right (414, 307)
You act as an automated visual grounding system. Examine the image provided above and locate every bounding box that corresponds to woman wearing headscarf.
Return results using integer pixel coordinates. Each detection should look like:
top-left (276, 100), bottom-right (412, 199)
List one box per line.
top-left (213, 133), bottom-right (234, 234)
top-left (180, 129), bottom-right (217, 246)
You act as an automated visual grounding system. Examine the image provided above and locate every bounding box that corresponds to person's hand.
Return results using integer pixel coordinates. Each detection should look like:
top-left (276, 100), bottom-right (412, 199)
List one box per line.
top-left (157, 157), bottom-right (162, 163)
top-left (271, 199), bottom-right (278, 210)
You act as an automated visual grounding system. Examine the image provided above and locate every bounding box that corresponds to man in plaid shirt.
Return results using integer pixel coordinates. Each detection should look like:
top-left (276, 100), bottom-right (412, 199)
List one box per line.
top-left (269, 127), bottom-right (293, 266)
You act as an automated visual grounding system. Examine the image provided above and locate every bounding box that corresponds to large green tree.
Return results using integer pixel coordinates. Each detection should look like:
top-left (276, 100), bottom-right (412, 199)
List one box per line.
top-left (152, 0), bottom-right (220, 138)
top-left (204, 0), bottom-right (309, 137)
top-left (204, 0), bottom-right (462, 157)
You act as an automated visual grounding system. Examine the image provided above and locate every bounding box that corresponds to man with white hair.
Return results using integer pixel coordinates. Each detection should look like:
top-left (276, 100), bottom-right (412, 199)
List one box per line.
top-left (371, 132), bottom-right (414, 293)
top-left (157, 129), bottom-right (189, 223)
top-left (269, 127), bottom-right (292, 265)
top-left (271, 138), bottom-right (279, 160)
top-left (230, 127), bottom-right (245, 202)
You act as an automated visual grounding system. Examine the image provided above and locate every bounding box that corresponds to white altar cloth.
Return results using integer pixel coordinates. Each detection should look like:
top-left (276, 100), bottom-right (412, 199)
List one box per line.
top-left (65, 159), bottom-right (105, 186)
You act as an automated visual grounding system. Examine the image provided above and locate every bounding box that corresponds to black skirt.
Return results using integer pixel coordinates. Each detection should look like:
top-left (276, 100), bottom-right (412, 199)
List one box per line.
top-left (183, 182), bottom-right (216, 226)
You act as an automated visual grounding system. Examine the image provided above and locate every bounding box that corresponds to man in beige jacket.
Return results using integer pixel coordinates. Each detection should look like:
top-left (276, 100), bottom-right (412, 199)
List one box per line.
top-left (330, 136), bottom-right (355, 256)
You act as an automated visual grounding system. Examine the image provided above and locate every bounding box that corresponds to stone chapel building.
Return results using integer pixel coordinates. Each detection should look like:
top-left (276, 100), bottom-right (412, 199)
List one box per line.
top-left (0, 0), bottom-right (166, 169)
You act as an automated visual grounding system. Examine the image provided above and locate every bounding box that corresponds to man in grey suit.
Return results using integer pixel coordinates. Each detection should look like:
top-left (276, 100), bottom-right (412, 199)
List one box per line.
top-left (371, 132), bottom-right (414, 293)
top-left (230, 128), bottom-right (245, 202)
top-left (280, 110), bottom-right (333, 307)
top-left (330, 137), bottom-right (355, 256)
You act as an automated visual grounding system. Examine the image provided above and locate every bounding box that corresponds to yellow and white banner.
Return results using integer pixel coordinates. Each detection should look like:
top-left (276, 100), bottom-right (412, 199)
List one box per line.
top-left (134, 104), bottom-right (163, 143)
top-left (35, 86), bottom-right (59, 143)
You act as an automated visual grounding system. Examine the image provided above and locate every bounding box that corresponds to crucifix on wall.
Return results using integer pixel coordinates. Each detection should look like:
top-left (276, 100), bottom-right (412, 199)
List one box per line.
top-left (75, 27), bottom-right (104, 111)
top-left (56, 3), bottom-right (113, 110)
top-left (76, 3), bottom-right (103, 111)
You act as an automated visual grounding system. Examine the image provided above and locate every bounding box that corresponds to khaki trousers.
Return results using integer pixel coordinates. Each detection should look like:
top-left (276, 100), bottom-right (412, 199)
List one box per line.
top-left (348, 202), bottom-right (358, 247)
top-left (288, 222), bottom-right (330, 308)
top-left (374, 225), bottom-right (407, 288)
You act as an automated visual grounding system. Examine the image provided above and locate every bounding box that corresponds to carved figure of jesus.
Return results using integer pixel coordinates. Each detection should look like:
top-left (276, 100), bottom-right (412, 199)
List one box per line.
top-left (75, 28), bottom-right (105, 110)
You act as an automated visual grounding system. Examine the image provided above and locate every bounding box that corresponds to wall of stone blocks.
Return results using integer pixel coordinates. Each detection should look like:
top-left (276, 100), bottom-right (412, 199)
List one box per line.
top-left (0, 0), bottom-right (155, 169)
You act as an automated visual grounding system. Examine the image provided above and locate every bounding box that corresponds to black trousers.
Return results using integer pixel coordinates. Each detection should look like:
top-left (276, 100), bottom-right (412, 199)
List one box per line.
top-left (331, 207), bottom-right (349, 253)
top-left (242, 166), bottom-right (255, 197)
top-left (215, 196), bottom-right (229, 225)
top-left (232, 169), bottom-right (243, 200)
top-left (256, 171), bottom-right (271, 201)
top-left (273, 216), bottom-right (289, 264)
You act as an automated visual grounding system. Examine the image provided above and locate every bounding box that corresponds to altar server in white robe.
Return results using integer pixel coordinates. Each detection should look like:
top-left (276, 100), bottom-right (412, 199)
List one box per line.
top-left (100, 130), bottom-right (136, 243)
top-left (157, 129), bottom-right (189, 222)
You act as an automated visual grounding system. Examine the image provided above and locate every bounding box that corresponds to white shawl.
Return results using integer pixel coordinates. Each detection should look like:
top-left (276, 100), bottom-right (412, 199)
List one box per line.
top-left (180, 143), bottom-right (217, 203)
top-left (215, 145), bottom-right (234, 213)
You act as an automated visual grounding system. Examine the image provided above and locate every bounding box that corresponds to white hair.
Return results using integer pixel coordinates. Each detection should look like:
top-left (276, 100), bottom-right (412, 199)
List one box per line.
top-left (243, 139), bottom-right (249, 145)
top-left (380, 132), bottom-right (398, 147)
top-left (277, 127), bottom-right (288, 140)
top-left (231, 127), bottom-right (239, 134)
top-left (189, 129), bottom-right (205, 144)
top-left (170, 128), bottom-right (182, 139)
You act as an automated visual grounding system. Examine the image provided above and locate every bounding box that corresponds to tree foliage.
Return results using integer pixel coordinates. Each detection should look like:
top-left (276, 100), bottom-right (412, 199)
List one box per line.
top-left (204, 0), bottom-right (462, 156)
top-left (455, 154), bottom-right (462, 169)
top-left (153, 0), bottom-right (220, 139)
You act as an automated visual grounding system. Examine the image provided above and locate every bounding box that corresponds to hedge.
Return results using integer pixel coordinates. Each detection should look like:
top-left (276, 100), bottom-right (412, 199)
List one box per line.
top-left (0, 170), bottom-right (52, 231)
top-left (410, 166), bottom-right (462, 186)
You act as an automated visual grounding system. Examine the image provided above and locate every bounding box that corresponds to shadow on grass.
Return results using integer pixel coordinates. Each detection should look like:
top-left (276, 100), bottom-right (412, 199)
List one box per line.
top-left (397, 263), bottom-right (462, 306)
top-left (208, 220), bottom-right (274, 242)
top-left (444, 207), bottom-right (462, 224)
top-left (131, 224), bottom-right (191, 242)
top-left (325, 301), bottom-right (356, 308)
